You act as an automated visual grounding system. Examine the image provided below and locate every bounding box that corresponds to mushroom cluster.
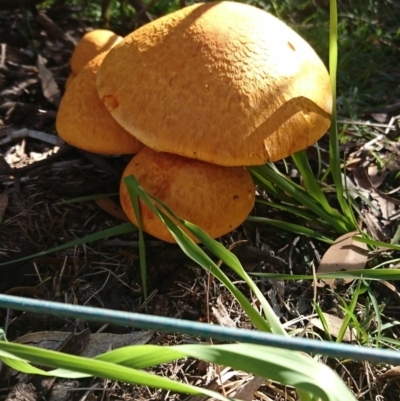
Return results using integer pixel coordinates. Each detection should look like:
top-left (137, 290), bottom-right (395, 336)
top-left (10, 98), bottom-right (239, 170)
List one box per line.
top-left (56, 2), bottom-right (332, 243)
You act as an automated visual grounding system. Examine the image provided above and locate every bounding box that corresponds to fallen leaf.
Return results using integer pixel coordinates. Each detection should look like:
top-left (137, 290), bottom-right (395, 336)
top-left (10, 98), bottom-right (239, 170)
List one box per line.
top-left (233, 376), bottom-right (265, 401)
top-left (364, 212), bottom-right (388, 241)
top-left (350, 166), bottom-right (372, 191)
top-left (95, 198), bottom-right (129, 221)
top-left (310, 313), bottom-right (357, 342)
top-left (15, 330), bottom-right (153, 358)
top-left (5, 286), bottom-right (45, 297)
top-left (37, 54), bottom-right (61, 107)
top-left (382, 366), bottom-right (400, 377)
top-left (318, 231), bottom-right (368, 288)
top-left (212, 296), bottom-right (236, 328)
top-left (368, 165), bottom-right (388, 189)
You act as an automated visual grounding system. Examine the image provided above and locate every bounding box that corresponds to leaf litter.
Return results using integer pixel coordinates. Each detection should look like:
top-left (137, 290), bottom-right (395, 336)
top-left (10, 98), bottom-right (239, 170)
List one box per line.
top-left (0, 1), bottom-right (400, 400)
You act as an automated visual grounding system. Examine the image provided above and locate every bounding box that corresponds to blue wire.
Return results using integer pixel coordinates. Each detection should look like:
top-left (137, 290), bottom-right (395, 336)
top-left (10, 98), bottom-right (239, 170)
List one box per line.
top-left (0, 293), bottom-right (399, 364)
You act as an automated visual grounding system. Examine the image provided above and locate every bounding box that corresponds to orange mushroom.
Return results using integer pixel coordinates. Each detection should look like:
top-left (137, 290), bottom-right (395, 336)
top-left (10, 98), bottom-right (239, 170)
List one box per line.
top-left (56, 52), bottom-right (142, 154)
top-left (120, 147), bottom-right (255, 243)
top-left (70, 29), bottom-right (122, 75)
top-left (96, 2), bottom-right (332, 167)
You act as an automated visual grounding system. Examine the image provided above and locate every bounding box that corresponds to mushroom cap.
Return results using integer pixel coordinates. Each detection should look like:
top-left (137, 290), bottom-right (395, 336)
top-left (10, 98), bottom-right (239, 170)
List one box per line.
top-left (120, 147), bottom-right (255, 243)
top-left (56, 52), bottom-right (143, 154)
top-left (65, 72), bottom-right (77, 89)
top-left (97, 2), bottom-right (332, 167)
top-left (70, 29), bottom-right (122, 75)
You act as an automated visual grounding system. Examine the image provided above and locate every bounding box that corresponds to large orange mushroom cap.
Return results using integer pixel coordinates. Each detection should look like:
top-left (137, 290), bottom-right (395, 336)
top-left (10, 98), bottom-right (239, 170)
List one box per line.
top-left (70, 29), bottom-right (122, 75)
top-left (56, 52), bottom-right (143, 154)
top-left (96, 1), bottom-right (332, 167)
top-left (120, 147), bottom-right (255, 243)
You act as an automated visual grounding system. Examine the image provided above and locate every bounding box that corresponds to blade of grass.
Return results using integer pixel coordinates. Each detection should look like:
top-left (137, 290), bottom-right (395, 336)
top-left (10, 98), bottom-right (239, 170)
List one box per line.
top-left (181, 220), bottom-right (286, 336)
top-left (256, 198), bottom-right (323, 222)
top-left (249, 165), bottom-right (350, 233)
top-left (0, 223), bottom-right (137, 266)
top-left (250, 269), bottom-right (400, 281)
top-left (125, 183), bottom-right (147, 301)
top-left (123, 176), bottom-right (272, 333)
top-left (314, 303), bottom-right (333, 342)
top-left (353, 236), bottom-right (400, 251)
top-left (0, 340), bottom-right (357, 401)
top-left (247, 216), bottom-right (334, 244)
top-left (291, 150), bottom-right (335, 213)
top-left (0, 341), bottom-right (230, 401)
top-left (336, 280), bottom-right (364, 343)
top-left (55, 193), bottom-right (118, 205)
top-left (329, 0), bottom-right (353, 220)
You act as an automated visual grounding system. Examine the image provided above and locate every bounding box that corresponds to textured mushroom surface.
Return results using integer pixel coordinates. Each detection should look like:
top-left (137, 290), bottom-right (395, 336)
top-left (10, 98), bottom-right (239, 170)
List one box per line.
top-left (120, 147), bottom-right (255, 243)
top-left (97, 1), bottom-right (332, 167)
top-left (57, 52), bottom-right (143, 154)
top-left (70, 29), bottom-right (122, 74)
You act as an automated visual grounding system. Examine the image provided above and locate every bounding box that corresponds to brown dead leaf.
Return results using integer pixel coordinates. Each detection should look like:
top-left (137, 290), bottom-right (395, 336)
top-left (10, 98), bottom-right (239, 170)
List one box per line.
top-left (368, 165), bottom-right (388, 189)
top-left (350, 166), bottom-right (372, 191)
top-left (212, 296), bottom-right (236, 328)
top-left (364, 212), bottom-right (387, 241)
top-left (318, 231), bottom-right (368, 288)
top-left (233, 376), bottom-right (265, 401)
top-left (95, 198), bottom-right (129, 221)
top-left (15, 330), bottom-right (153, 358)
top-left (0, 191), bottom-right (8, 223)
top-left (5, 286), bottom-right (45, 297)
top-left (381, 365), bottom-right (400, 377)
top-left (371, 190), bottom-right (397, 221)
top-left (37, 54), bottom-right (61, 107)
top-left (310, 313), bottom-right (357, 342)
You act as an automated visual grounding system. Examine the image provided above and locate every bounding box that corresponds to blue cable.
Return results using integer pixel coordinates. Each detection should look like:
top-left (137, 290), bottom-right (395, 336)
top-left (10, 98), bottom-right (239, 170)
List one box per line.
top-left (0, 293), bottom-right (398, 364)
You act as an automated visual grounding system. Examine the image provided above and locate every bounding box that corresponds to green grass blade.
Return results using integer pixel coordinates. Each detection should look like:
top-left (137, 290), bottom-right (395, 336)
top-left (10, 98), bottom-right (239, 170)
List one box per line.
top-left (256, 198), bottom-right (321, 222)
top-left (0, 340), bottom-right (356, 401)
top-left (0, 341), bottom-right (229, 401)
top-left (291, 150), bottom-right (334, 213)
top-left (247, 216), bottom-right (334, 244)
top-left (249, 165), bottom-right (350, 233)
top-left (123, 176), bottom-right (272, 333)
top-left (124, 179), bottom-right (147, 301)
top-left (177, 343), bottom-right (357, 401)
top-left (314, 303), bottom-right (333, 342)
top-left (250, 269), bottom-right (400, 281)
top-left (329, 0), bottom-right (353, 220)
top-left (336, 280), bottom-right (362, 343)
top-left (0, 223), bottom-right (137, 266)
top-left (55, 193), bottom-right (118, 204)
top-left (182, 221), bottom-right (286, 336)
top-left (251, 168), bottom-right (297, 204)
top-left (367, 286), bottom-right (382, 341)
top-left (353, 236), bottom-right (400, 251)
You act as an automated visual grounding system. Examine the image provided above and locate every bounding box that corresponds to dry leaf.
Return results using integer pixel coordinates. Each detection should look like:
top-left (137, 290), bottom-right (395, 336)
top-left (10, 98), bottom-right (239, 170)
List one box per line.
top-left (16, 330), bottom-right (153, 358)
top-left (368, 165), bottom-right (388, 189)
top-left (212, 296), bottom-right (236, 328)
top-left (37, 54), bottom-right (61, 106)
top-left (95, 198), bottom-right (129, 221)
top-left (350, 166), bottom-right (372, 191)
top-left (318, 231), bottom-right (368, 288)
top-left (233, 376), bottom-right (265, 401)
top-left (310, 313), bottom-right (357, 342)
top-left (382, 366), bottom-right (400, 377)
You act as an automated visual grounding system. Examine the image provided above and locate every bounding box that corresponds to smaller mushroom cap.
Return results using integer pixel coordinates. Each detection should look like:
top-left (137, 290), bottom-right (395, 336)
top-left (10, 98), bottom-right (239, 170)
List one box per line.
top-left (120, 147), bottom-right (255, 243)
top-left (57, 52), bottom-right (143, 154)
top-left (70, 29), bottom-right (122, 75)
